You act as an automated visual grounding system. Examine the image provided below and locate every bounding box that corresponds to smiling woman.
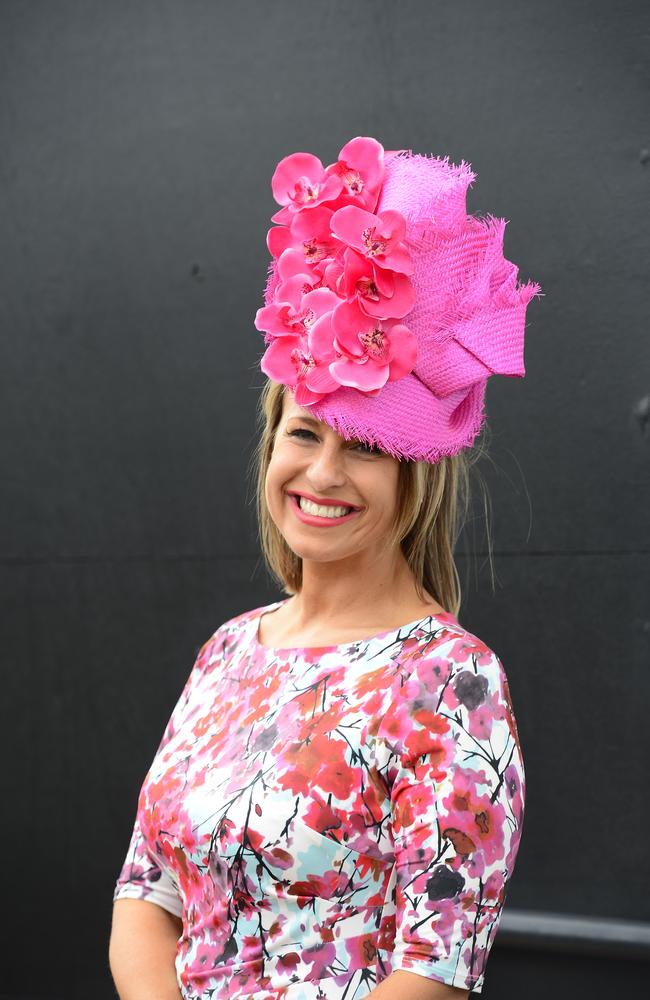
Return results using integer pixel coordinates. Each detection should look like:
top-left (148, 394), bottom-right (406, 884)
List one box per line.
top-left (110, 136), bottom-right (540, 1000)
top-left (252, 381), bottom-right (478, 647)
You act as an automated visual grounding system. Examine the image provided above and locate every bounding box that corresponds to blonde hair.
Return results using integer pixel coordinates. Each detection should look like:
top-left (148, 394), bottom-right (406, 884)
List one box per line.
top-left (248, 379), bottom-right (494, 619)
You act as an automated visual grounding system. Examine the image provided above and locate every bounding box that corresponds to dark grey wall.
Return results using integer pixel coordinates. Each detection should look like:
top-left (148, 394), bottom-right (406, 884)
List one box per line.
top-left (1, 1), bottom-right (648, 997)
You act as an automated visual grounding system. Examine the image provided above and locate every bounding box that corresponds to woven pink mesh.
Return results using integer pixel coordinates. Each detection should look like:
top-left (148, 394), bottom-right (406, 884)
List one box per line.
top-left (265, 149), bottom-right (542, 463)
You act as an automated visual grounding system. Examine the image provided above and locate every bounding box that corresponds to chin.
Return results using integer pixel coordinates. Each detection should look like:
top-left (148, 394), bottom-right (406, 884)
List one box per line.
top-left (281, 532), bottom-right (350, 562)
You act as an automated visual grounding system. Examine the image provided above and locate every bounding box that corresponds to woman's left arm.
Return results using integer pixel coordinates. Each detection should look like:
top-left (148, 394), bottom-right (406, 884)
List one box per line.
top-left (374, 639), bottom-right (526, 995)
top-left (368, 970), bottom-right (469, 998)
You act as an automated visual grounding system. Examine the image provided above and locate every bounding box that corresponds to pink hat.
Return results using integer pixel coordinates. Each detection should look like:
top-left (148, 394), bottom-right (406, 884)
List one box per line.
top-left (254, 136), bottom-right (542, 463)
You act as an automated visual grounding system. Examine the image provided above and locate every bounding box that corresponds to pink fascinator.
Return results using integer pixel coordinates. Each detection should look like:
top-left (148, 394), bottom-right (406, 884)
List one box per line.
top-left (254, 136), bottom-right (542, 463)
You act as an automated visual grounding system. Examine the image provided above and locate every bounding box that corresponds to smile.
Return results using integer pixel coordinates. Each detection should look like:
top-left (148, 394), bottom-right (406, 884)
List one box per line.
top-left (288, 492), bottom-right (361, 526)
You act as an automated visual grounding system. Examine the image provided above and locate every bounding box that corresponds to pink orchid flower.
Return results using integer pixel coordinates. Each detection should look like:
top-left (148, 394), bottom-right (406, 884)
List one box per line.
top-left (260, 326), bottom-right (340, 407)
top-left (324, 136), bottom-right (385, 213)
top-left (255, 287), bottom-right (339, 341)
top-left (330, 205), bottom-right (414, 275)
top-left (337, 247), bottom-right (415, 319)
top-left (273, 248), bottom-right (325, 303)
top-left (329, 299), bottom-right (418, 392)
top-left (267, 205), bottom-right (339, 264)
top-left (257, 287), bottom-right (341, 405)
top-left (270, 151), bottom-right (343, 225)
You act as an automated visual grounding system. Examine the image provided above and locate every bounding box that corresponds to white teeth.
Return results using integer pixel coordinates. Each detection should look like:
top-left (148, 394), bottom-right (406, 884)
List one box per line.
top-left (298, 496), bottom-right (354, 518)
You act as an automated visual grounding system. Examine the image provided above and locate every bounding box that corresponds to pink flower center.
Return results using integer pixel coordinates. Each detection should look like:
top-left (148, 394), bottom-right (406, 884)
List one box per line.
top-left (300, 307), bottom-right (316, 331)
top-left (283, 306), bottom-right (306, 335)
top-left (303, 238), bottom-right (329, 264)
top-left (341, 167), bottom-right (364, 195)
top-left (290, 347), bottom-right (316, 381)
top-left (291, 176), bottom-right (320, 205)
top-left (356, 276), bottom-right (380, 302)
top-left (358, 325), bottom-right (389, 363)
top-left (361, 225), bottom-right (388, 258)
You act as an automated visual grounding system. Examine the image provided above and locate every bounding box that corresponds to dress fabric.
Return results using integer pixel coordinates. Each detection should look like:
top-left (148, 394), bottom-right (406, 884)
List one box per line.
top-left (113, 600), bottom-right (526, 998)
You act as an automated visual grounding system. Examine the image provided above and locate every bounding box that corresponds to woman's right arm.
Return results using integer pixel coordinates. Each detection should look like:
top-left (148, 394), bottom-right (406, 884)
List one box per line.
top-left (109, 898), bottom-right (183, 1000)
top-left (110, 632), bottom-right (221, 998)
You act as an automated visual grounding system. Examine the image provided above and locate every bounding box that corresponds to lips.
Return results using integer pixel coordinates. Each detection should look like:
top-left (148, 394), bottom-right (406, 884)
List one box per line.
top-left (287, 490), bottom-right (361, 511)
top-left (288, 491), bottom-right (360, 527)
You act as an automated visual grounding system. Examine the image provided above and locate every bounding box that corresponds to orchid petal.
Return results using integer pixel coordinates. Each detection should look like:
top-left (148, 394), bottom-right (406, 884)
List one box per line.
top-left (377, 209), bottom-right (406, 243)
top-left (260, 336), bottom-right (302, 383)
top-left (300, 287), bottom-right (340, 318)
top-left (337, 136), bottom-right (384, 193)
top-left (331, 300), bottom-right (372, 357)
top-left (358, 271), bottom-right (416, 318)
top-left (267, 225), bottom-right (293, 259)
top-left (330, 205), bottom-right (378, 254)
top-left (307, 311), bottom-right (336, 361)
top-left (339, 248), bottom-right (367, 299)
top-left (383, 322), bottom-right (418, 380)
top-left (254, 303), bottom-right (302, 338)
top-left (329, 358), bottom-right (391, 392)
top-left (294, 381), bottom-right (325, 406)
top-left (305, 363), bottom-right (341, 394)
top-left (372, 264), bottom-right (394, 297)
top-left (271, 152), bottom-right (326, 206)
top-left (276, 274), bottom-right (316, 308)
top-left (277, 248), bottom-right (312, 281)
top-left (270, 205), bottom-right (293, 225)
top-left (371, 241), bottom-right (414, 276)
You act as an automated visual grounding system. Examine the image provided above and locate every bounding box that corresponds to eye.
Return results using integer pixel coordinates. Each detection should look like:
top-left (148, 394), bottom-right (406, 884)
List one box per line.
top-left (287, 427), bottom-right (382, 455)
top-left (287, 428), bottom-right (317, 441)
top-left (352, 439), bottom-right (383, 456)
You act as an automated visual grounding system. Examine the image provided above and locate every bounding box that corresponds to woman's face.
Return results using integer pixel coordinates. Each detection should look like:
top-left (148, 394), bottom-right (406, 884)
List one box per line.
top-left (265, 391), bottom-right (401, 565)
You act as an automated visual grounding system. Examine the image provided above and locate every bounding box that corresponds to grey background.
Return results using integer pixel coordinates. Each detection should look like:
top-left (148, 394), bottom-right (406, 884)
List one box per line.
top-left (1, 0), bottom-right (648, 996)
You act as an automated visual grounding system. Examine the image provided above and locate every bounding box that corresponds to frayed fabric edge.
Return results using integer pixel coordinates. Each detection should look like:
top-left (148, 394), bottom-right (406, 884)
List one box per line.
top-left (307, 400), bottom-right (488, 465)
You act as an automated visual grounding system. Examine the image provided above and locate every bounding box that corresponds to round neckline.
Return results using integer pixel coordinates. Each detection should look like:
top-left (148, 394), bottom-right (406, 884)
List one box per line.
top-left (252, 598), bottom-right (457, 655)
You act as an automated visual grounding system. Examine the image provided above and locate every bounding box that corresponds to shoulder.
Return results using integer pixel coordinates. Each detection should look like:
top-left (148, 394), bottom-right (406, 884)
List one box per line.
top-left (383, 617), bottom-right (522, 748)
top-left (407, 618), bottom-right (515, 707)
top-left (407, 614), bottom-right (506, 672)
top-left (384, 613), bottom-right (501, 674)
top-left (198, 600), bottom-right (280, 656)
top-left (217, 599), bottom-right (281, 635)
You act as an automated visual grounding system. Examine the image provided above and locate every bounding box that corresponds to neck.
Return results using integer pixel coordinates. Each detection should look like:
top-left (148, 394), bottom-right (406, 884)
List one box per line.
top-left (286, 548), bottom-right (426, 629)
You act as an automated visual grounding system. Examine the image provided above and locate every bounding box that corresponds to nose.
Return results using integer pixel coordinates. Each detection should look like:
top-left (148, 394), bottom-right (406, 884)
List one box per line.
top-left (306, 440), bottom-right (347, 492)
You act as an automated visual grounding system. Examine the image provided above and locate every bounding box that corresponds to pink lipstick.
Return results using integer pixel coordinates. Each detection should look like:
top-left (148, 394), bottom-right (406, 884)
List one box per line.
top-left (287, 492), bottom-right (360, 527)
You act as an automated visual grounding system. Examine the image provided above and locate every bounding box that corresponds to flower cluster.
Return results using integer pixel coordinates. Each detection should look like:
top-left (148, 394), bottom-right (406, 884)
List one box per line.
top-left (255, 137), bottom-right (418, 405)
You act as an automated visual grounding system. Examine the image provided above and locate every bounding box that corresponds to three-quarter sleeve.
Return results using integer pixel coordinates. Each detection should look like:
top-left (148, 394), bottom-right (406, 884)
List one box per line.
top-left (112, 632), bottom-right (218, 919)
top-left (386, 636), bottom-right (526, 994)
top-left (113, 812), bottom-right (183, 918)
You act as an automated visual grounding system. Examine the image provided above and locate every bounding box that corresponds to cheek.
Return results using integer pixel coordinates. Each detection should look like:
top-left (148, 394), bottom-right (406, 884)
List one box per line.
top-left (372, 473), bottom-right (400, 525)
top-left (264, 465), bottom-right (279, 515)
top-left (265, 453), bottom-right (291, 513)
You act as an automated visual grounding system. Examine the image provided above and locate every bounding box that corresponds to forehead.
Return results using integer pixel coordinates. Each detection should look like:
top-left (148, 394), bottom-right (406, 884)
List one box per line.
top-left (279, 391), bottom-right (388, 455)
top-left (281, 395), bottom-right (329, 430)
top-left (281, 394), bottom-right (362, 443)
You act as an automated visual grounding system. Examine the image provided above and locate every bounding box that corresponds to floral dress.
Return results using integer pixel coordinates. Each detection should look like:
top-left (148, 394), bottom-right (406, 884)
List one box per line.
top-left (113, 600), bottom-right (526, 998)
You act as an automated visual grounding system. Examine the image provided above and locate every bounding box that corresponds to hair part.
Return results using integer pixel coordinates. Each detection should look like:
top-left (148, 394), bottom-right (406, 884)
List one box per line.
top-left (247, 379), bottom-right (494, 619)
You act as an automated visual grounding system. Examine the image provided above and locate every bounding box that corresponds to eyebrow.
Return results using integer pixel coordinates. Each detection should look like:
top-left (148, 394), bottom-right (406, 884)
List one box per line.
top-left (288, 415), bottom-right (324, 428)
top-left (288, 414), bottom-right (368, 447)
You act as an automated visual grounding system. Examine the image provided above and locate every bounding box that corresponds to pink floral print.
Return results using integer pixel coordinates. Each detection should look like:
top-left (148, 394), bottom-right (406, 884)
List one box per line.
top-left (114, 600), bottom-right (526, 998)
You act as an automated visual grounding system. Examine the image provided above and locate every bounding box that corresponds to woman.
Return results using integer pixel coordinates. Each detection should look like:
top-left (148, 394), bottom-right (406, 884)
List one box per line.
top-left (109, 137), bottom-right (541, 999)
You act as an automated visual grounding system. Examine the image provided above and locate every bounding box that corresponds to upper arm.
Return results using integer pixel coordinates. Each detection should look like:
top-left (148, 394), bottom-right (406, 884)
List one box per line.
top-left (378, 635), bottom-right (525, 994)
top-left (372, 969), bottom-right (469, 998)
top-left (112, 813), bottom-right (184, 918)
top-left (111, 631), bottom-right (221, 919)
top-left (112, 896), bottom-right (183, 935)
